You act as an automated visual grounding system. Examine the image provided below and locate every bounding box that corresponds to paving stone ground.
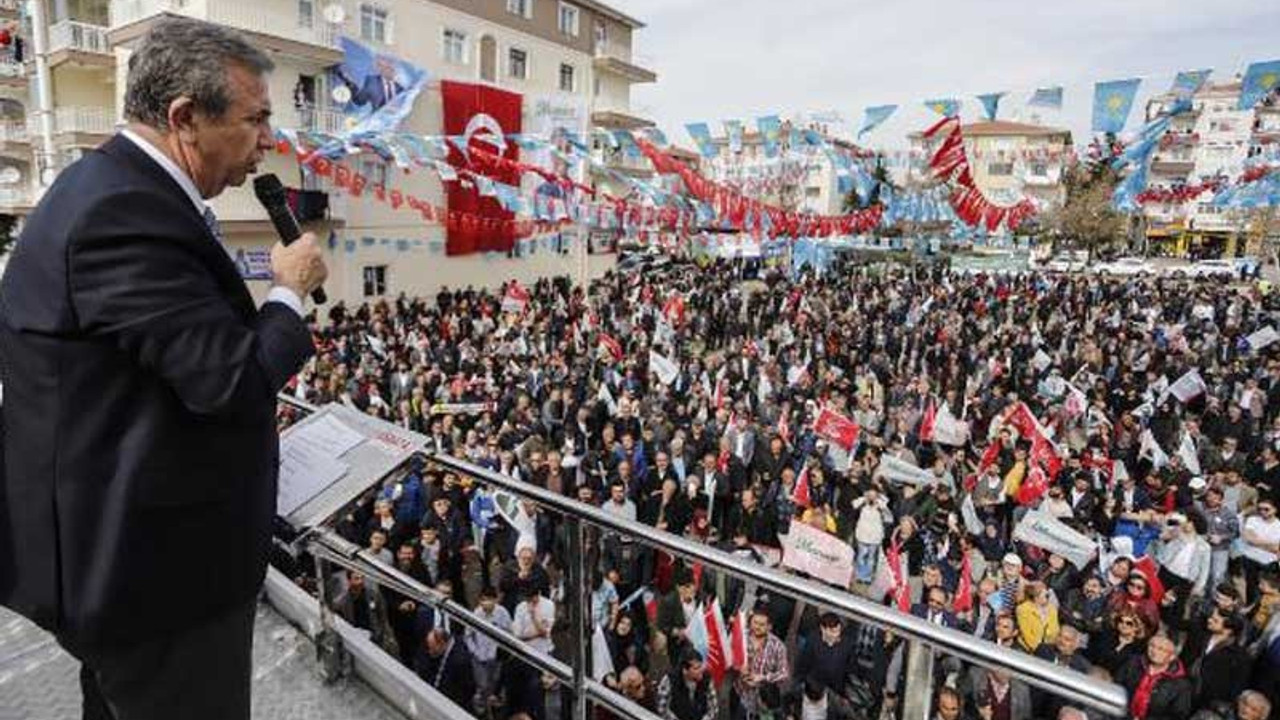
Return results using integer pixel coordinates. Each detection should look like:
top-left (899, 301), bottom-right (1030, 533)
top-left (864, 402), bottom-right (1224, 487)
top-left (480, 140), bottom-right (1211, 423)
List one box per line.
top-left (0, 603), bottom-right (408, 720)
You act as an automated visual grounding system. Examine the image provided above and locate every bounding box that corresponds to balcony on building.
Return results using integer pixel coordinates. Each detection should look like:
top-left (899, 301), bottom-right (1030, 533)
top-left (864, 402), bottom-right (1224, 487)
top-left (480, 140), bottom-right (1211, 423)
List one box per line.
top-left (0, 118), bottom-right (30, 159)
top-left (294, 103), bottom-right (347, 135)
top-left (590, 103), bottom-right (654, 131)
top-left (51, 106), bottom-right (118, 146)
top-left (1150, 151), bottom-right (1195, 174)
top-left (0, 42), bottom-right (24, 88)
top-left (591, 147), bottom-right (651, 177)
top-left (47, 21), bottom-right (114, 68)
top-left (109, 0), bottom-right (343, 65)
top-left (592, 41), bottom-right (656, 84)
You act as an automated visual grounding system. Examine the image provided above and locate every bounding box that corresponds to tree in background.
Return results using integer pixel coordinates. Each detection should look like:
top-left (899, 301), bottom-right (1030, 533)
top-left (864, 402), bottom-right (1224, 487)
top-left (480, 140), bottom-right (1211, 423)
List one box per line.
top-left (1040, 161), bottom-right (1127, 261)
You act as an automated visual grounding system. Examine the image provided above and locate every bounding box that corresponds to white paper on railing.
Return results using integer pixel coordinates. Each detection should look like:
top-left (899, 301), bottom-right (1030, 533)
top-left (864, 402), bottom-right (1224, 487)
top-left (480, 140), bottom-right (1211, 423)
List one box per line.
top-left (277, 440), bottom-right (350, 517)
top-left (289, 413), bottom-right (366, 458)
top-left (276, 413), bottom-right (365, 516)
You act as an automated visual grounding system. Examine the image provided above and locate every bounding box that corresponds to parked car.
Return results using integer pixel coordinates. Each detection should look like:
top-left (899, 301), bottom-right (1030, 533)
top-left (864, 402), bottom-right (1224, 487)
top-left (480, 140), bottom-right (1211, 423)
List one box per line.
top-left (1093, 257), bottom-right (1156, 276)
top-left (1043, 250), bottom-right (1089, 273)
top-left (1187, 259), bottom-right (1237, 279)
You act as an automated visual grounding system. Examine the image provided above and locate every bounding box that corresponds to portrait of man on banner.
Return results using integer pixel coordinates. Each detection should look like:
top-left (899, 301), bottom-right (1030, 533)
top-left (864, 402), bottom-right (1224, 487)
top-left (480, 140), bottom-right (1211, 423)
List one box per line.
top-left (331, 36), bottom-right (427, 135)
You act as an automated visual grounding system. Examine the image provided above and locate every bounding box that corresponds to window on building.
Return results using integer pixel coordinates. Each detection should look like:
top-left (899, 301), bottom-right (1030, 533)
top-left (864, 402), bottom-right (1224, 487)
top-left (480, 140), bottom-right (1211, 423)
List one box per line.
top-left (359, 157), bottom-right (388, 187)
top-left (559, 63), bottom-right (575, 92)
top-left (362, 265), bottom-right (387, 297)
top-left (297, 0), bottom-right (314, 28)
top-left (1029, 161), bottom-right (1048, 176)
top-left (506, 0), bottom-right (532, 19)
top-left (359, 4), bottom-right (389, 44)
top-left (987, 162), bottom-right (1014, 176)
top-left (558, 3), bottom-right (579, 36)
top-left (508, 48), bottom-right (528, 79)
top-left (443, 29), bottom-right (467, 64)
top-left (593, 75), bottom-right (600, 97)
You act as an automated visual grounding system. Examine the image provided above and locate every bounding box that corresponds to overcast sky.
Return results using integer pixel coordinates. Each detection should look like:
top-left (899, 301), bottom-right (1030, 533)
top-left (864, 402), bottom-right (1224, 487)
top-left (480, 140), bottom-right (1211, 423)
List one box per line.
top-left (610, 0), bottom-right (1280, 149)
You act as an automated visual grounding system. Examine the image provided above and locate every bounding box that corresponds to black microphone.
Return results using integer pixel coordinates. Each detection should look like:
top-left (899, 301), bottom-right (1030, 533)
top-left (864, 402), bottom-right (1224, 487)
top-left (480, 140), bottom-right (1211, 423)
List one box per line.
top-left (253, 173), bottom-right (326, 305)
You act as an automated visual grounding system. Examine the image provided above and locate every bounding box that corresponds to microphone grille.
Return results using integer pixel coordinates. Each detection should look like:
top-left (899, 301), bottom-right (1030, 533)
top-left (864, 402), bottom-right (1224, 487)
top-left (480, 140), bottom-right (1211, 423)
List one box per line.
top-left (253, 173), bottom-right (286, 206)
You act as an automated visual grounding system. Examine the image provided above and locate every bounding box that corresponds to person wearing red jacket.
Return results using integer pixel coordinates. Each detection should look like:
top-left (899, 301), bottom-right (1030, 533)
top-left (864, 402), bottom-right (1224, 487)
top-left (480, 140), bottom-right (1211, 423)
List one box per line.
top-left (1115, 634), bottom-right (1193, 720)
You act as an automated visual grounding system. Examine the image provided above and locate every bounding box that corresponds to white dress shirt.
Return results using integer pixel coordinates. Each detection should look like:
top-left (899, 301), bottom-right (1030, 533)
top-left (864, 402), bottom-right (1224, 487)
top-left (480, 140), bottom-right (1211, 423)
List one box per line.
top-left (118, 129), bottom-right (304, 317)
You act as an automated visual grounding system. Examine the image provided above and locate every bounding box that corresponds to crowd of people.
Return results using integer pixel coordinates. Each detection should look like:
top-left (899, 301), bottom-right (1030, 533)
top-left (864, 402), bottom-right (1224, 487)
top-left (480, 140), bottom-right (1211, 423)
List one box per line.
top-left (278, 256), bottom-right (1280, 720)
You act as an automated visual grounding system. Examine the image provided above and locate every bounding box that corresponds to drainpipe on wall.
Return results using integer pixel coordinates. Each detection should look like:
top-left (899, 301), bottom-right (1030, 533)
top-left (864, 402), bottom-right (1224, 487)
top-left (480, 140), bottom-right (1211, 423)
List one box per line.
top-left (28, 0), bottom-right (57, 187)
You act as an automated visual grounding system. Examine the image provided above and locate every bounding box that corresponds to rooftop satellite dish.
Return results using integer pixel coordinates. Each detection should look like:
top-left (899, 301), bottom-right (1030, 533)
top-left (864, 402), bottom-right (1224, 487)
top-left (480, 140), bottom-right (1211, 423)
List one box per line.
top-left (40, 167), bottom-right (56, 185)
top-left (331, 85), bottom-right (352, 105)
top-left (323, 4), bottom-right (345, 24)
top-left (0, 166), bottom-right (18, 184)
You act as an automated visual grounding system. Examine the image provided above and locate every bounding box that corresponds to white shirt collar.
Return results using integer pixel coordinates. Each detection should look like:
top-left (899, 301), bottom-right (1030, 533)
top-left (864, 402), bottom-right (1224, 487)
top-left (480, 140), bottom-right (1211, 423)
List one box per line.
top-left (119, 128), bottom-right (209, 218)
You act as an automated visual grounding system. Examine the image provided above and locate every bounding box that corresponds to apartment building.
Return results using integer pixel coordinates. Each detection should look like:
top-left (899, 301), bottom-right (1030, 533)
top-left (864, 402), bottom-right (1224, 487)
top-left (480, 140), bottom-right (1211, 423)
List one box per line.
top-left (1142, 81), bottom-right (1275, 259)
top-left (702, 121), bottom-right (858, 217)
top-left (0, 0), bottom-right (657, 304)
top-left (906, 120), bottom-right (1073, 214)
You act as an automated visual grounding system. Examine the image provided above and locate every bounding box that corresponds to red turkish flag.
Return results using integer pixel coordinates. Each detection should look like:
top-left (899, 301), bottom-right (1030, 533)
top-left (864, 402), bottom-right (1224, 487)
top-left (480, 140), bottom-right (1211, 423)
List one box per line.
top-left (440, 81), bottom-right (523, 256)
top-left (813, 406), bottom-right (860, 451)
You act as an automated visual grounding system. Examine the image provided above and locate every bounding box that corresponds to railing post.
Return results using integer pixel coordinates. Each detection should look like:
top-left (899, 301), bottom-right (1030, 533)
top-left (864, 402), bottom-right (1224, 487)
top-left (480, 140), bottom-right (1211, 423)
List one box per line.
top-left (567, 517), bottom-right (590, 720)
top-left (902, 641), bottom-right (935, 720)
top-left (312, 555), bottom-right (346, 683)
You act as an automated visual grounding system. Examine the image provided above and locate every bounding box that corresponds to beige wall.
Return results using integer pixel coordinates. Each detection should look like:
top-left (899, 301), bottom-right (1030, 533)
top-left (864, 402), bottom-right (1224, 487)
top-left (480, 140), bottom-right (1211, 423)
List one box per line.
top-left (51, 66), bottom-right (113, 108)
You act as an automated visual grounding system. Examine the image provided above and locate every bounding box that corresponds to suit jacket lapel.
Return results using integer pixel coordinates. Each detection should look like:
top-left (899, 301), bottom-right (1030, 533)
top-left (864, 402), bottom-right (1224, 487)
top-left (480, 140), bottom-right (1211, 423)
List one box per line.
top-left (99, 135), bottom-right (257, 321)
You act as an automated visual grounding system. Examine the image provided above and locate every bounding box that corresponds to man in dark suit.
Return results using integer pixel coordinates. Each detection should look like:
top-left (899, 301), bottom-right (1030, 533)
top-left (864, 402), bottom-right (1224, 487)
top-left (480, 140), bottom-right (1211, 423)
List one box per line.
top-left (0, 18), bottom-right (327, 720)
top-left (340, 56), bottom-right (404, 112)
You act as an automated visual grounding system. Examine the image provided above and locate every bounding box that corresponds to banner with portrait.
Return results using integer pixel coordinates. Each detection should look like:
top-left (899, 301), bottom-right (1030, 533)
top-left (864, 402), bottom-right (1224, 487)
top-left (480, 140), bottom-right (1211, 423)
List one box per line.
top-left (330, 37), bottom-right (428, 138)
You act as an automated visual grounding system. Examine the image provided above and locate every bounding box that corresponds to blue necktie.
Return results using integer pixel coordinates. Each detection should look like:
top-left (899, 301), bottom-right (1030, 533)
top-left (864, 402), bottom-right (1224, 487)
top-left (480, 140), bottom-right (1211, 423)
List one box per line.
top-left (202, 205), bottom-right (224, 246)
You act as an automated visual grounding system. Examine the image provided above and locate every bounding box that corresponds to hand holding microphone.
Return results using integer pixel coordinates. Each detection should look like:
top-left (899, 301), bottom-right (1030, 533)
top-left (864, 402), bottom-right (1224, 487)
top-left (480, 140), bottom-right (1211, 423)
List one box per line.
top-left (254, 174), bottom-right (329, 304)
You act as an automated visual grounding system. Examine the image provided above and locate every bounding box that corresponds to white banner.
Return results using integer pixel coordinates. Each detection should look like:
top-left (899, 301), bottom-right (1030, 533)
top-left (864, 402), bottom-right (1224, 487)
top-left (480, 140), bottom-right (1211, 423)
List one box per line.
top-left (648, 350), bottom-right (679, 386)
top-left (1012, 510), bottom-right (1096, 570)
top-left (781, 520), bottom-right (854, 588)
top-left (875, 454), bottom-right (936, 486)
top-left (1165, 369), bottom-right (1207, 404)
top-left (1248, 325), bottom-right (1280, 351)
top-left (932, 404), bottom-right (970, 447)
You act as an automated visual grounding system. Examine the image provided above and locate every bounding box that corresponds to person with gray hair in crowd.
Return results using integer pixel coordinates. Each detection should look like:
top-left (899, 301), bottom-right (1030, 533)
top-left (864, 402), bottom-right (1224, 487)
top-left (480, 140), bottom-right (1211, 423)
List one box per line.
top-left (0, 16), bottom-right (326, 720)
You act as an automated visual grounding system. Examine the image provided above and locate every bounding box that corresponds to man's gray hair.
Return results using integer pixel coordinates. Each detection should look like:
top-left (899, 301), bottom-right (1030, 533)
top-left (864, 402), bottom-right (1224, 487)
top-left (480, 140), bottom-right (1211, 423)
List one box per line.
top-left (124, 17), bottom-right (273, 129)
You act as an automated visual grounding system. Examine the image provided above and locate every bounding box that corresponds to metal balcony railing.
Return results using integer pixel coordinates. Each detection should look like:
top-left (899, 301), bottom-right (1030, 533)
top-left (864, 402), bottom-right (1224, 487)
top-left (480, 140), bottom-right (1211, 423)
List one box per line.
top-left (48, 20), bottom-right (111, 55)
top-left (110, 0), bottom-right (340, 49)
top-left (0, 120), bottom-right (27, 143)
top-left (276, 395), bottom-right (1130, 720)
top-left (296, 105), bottom-right (346, 135)
top-left (53, 106), bottom-right (118, 135)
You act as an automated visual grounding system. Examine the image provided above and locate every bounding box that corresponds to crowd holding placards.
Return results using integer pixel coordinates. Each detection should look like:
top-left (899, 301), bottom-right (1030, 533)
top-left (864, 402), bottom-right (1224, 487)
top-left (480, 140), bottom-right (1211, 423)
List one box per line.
top-left (279, 257), bottom-right (1280, 720)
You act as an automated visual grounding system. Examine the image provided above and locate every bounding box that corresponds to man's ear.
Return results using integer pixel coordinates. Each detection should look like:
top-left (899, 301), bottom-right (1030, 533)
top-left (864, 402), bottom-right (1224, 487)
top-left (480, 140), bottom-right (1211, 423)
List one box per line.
top-left (167, 97), bottom-right (200, 143)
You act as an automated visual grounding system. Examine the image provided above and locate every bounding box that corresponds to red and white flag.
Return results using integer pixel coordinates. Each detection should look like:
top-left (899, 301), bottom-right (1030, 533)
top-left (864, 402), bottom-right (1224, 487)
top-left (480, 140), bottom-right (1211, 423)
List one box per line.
top-left (703, 599), bottom-right (731, 687)
top-left (440, 81), bottom-right (523, 256)
top-left (792, 465), bottom-right (811, 507)
top-left (919, 401), bottom-right (938, 443)
top-left (598, 334), bottom-right (623, 362)
top-left (501, 282), bottom-right (530, 314)
top-left (885, 540), bottom-right (911, 613)
top-left (727, 609), bottom-right (747, 672)
top-left (813, 406), bottom-right (860, 451)
top-left (952, 551), bottom-right (974, 613)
